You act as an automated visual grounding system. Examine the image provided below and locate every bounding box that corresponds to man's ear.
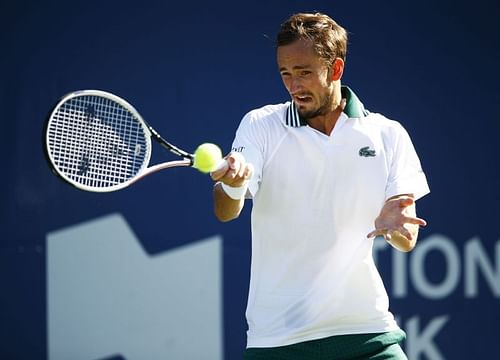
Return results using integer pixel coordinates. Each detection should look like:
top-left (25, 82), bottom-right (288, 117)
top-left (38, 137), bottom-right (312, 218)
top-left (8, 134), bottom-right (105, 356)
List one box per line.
top-left (331, 58), bottom-right (344, 81)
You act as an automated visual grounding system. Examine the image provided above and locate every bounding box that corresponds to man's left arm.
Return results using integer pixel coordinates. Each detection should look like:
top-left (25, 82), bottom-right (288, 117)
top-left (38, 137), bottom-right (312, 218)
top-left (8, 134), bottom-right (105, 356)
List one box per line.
top-left (367, 194), bottom-right (427, 252)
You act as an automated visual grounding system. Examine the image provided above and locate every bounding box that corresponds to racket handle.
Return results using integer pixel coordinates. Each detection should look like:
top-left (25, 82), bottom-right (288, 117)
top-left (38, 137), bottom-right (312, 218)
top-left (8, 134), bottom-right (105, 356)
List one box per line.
top-left (212, 159), bottom-right (229, 173)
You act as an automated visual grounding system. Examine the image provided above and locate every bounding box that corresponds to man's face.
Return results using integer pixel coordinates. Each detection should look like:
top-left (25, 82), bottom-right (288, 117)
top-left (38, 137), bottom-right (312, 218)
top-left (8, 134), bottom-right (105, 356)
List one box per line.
top-left (277, 38), bottom-right (334, 119)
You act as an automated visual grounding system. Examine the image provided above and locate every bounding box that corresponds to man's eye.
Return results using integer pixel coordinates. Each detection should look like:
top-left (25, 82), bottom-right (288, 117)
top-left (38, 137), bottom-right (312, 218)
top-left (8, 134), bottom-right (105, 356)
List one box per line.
top-left (301, 71), bottom-right (311, 76)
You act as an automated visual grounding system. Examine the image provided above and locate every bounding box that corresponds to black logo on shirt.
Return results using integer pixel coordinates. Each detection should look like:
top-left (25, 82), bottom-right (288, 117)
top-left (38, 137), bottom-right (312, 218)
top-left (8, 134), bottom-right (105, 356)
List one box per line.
top-left (232, 146), bottom-right (245, 153)
top-left (359, 146), bottom-right (376, 157)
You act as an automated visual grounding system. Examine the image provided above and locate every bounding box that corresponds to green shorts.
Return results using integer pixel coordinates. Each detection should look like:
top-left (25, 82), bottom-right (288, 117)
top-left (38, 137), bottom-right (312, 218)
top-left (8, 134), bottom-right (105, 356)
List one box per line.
top-left (243, 329), bottom-right (407, 360)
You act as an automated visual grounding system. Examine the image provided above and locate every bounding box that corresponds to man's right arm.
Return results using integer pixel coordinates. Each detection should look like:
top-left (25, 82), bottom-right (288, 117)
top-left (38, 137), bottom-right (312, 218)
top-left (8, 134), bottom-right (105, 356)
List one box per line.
top-left (211, 152), bottom-right (253, 222)
top-left (213, 183), bottom-right (245, 222)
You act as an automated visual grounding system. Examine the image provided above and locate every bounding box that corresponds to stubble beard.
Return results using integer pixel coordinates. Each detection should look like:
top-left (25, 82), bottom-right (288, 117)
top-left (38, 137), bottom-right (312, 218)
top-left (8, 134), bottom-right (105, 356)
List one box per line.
top-left (297, 91), bottom-right (334, 120)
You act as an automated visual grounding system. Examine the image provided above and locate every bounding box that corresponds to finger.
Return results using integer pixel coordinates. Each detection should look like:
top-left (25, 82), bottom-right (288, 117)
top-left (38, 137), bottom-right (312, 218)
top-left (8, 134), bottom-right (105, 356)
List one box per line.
top-left (399, 197), bottom-right (415, 207)
top-left (227, 155), bottom-right (241, 171)
top-left (243, 163), bottom-right (254, 180)
top-left (397, 228), bottom-right (412, 240)
top-left (404, 216), bottom-right (427, 227)
top-left (367, 230), bottom-right (376, 238)
top-left (367, 229), bottom-right (386, 238)
top-left (237, 160), bottom-right (247, 179)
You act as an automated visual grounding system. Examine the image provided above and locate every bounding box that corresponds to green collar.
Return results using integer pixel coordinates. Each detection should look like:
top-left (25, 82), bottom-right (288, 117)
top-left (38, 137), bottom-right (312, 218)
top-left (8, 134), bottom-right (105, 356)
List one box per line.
top-left (342, 85), bottom-right (370, 118)
top-left (285, 85), bottom-right (369, 127)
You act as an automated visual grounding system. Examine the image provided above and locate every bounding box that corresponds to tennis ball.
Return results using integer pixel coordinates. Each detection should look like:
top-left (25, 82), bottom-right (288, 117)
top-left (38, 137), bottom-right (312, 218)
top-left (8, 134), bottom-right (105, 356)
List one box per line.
top-left (193, 143), bottom-right (223, 173)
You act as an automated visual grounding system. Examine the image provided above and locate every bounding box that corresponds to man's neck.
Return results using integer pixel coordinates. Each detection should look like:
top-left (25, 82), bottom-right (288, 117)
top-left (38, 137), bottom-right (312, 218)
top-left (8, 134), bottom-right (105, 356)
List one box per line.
top-left (306, 86), bottom-right (344, 135)
top-left (306, 103), bottom-right (344, 135)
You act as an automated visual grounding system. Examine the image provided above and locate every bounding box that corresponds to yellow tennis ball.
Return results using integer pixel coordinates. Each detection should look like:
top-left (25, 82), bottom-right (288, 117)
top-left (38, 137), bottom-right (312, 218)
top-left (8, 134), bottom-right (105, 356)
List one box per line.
top-left (193, 143), bottom-right (222, 173)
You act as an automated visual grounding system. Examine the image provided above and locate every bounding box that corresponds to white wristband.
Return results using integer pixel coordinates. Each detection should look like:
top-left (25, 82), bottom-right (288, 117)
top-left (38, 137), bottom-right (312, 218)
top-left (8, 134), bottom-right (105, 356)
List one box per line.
top-left (220, 182), bottom-right (248, 200)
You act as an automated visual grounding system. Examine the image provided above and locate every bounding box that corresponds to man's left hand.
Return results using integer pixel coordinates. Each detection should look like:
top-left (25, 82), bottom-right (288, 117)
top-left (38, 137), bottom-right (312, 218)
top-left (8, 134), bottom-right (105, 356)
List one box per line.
top-left (367, 195), bottom-right (427, 252)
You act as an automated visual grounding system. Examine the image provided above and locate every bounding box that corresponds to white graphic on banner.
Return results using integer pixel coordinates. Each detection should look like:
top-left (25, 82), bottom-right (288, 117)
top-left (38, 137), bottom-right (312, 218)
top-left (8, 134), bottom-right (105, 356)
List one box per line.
top-left (46, 213), bottom-right (222, 360)
top-left (406, 316), bottom-right (449, 360)
top-left (374, 234), bottom-right (500, 360)
top-left (374, 234), bottom-right (500, 299)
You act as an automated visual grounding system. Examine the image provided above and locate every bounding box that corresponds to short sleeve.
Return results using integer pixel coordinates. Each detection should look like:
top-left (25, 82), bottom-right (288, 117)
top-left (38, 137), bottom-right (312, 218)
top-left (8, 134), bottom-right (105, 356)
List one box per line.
top-left (231, 111), bottom-right (265, 198)
top-left (385, 125), bottom-right (430, 200)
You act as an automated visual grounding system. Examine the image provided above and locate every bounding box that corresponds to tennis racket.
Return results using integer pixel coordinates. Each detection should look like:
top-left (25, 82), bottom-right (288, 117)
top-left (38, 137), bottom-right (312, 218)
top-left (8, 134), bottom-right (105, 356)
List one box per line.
top-left (44, 89), bottom-right (225, 192)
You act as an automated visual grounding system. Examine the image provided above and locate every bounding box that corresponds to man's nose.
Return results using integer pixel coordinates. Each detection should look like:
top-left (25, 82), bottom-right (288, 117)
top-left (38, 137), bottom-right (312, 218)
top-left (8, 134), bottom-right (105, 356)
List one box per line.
top-left (289, 76), bottom-right (302, 94)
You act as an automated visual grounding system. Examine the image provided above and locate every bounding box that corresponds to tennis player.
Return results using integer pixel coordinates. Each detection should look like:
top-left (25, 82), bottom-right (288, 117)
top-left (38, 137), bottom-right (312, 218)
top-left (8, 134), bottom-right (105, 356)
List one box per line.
top-left (212, 12), bottom-right (429, 359)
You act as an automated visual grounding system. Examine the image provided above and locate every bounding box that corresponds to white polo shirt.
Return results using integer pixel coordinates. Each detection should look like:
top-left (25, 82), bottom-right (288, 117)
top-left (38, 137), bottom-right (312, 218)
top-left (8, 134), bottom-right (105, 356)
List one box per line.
top-left (231, 87), bottom-right (430, 348)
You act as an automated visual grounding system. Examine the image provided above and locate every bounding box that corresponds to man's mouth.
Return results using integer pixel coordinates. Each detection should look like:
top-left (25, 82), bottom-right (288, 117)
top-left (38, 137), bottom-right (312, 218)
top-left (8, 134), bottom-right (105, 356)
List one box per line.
top-left (294, 94), bottom-right (313, 104)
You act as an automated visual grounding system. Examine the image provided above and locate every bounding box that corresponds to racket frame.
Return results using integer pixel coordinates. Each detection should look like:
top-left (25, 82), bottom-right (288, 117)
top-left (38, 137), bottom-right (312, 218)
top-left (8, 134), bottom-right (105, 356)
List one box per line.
top-left (45, 90), bottom-right (195, 192)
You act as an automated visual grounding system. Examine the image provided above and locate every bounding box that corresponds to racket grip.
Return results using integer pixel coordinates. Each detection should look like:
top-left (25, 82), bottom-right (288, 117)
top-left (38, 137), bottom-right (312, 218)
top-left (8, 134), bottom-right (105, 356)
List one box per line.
top-left (212, 159), bottom-right (229, 173)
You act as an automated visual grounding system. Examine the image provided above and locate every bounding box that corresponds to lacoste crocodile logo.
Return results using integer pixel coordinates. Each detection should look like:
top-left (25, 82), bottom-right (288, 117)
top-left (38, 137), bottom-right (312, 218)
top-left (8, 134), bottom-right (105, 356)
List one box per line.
top-left (359, 146), bottom-right (376, 157)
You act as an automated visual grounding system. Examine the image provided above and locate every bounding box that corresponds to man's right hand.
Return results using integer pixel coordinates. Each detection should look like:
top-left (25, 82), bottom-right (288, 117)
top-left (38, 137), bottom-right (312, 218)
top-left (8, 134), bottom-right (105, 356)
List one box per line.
top-left (211, 152), bottom-right (253, 187)
top-left (211, 152), bottom-right (253, 222)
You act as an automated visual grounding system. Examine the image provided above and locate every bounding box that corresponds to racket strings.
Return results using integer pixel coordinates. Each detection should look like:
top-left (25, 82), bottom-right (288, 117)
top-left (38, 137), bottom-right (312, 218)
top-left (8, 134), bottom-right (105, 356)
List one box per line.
top-left (47, 95), bottom-right (150, 188)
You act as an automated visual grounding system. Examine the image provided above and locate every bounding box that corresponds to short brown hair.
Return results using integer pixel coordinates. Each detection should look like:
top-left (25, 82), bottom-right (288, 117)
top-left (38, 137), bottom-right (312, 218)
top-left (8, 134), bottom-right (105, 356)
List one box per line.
top-left (277, 12), bottom-right (348, 67)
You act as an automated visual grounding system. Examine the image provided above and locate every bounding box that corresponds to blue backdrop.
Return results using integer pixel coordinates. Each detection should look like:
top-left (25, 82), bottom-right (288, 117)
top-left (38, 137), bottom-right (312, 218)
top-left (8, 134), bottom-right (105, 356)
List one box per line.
top-left (2, 0), bottom-right (499, 359)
